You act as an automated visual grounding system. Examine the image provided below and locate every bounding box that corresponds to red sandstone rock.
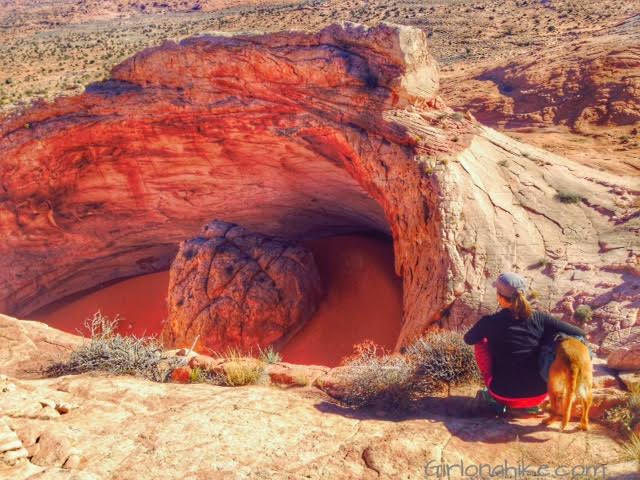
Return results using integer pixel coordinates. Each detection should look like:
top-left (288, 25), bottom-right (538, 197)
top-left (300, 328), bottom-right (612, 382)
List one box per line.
top-left (442, 35), bottom-right (640, 131)
top-left (161, 220), bottom-right (322, 353)
top-left (0, 22), bottom-right (637, 351)
top-left (0, 314), bottom-right (83, 378)
top-left (188, 354), bottom-right (221, 372)
top-left (266, 362), bottom-right (328, 387)
top-left (169, 367), bottom-right (192, 384)
top-left (608, 345), bottom-right (640, 371)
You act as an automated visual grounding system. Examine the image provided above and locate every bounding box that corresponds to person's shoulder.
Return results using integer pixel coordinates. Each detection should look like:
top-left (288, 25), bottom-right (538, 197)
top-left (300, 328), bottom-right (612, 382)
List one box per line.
top-left (530, 310), bottom-right (556, 324)
top-left (479, 308), bottom-right (510, 323)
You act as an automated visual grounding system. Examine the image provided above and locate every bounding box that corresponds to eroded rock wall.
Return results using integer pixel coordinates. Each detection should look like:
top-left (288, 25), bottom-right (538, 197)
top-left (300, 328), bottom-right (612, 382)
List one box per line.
top-left (0, 22), bottom-right (637, 351)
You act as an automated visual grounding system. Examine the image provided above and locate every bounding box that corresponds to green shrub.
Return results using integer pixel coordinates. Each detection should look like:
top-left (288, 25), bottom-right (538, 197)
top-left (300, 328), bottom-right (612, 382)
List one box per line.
top-left (45, 312), bottom-right (181, 382)
top-left (574, 305), bottom-right (593, 324)
top-left (556, 191), bottom-right (583, 204)
top-left (189, 367), bottom-right (208, 383)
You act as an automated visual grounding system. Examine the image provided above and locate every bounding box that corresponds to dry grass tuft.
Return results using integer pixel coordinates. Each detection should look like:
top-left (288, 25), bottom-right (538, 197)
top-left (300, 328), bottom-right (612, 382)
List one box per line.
top-left (622, 433), bottom-right (640, 471)
top-left (222, 359), bottom-right (265, 386)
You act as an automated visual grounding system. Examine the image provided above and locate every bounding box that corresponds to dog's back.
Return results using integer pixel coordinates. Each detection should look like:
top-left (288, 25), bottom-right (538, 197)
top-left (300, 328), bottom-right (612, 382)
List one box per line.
top-left (546, 337), bottom-right (593, 430)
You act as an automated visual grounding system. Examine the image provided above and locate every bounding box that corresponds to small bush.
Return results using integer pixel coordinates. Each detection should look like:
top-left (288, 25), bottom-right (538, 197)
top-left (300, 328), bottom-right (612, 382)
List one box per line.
top-left (338, 341), bottom-right (414, 409)
top-left (258, 345), bottom-right (282, 364)
top-left (336, 331), bottom-right (481, 409)
top-left (574, 305), bottom-right (593, 324)
top-left (189, 367), bottom-right (208, 383)
top-left (45, 312), bottom-right (181, 382)
top-left (622, 433), bottom-right (640, 470)
top-left (604, 384), bottom-right (640, 435)
top-left (556, 191), bottom-right (583, 204)
top-left (404, 329), bottom-right (481, 394)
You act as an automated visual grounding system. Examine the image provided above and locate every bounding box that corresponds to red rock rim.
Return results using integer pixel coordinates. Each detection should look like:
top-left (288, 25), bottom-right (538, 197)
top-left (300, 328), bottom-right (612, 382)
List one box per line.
top-left (1, 22), bottom-right (637, 351)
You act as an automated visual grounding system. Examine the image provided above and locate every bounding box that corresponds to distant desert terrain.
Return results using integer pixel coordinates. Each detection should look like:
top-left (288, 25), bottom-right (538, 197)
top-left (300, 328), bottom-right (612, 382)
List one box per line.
top-left (1, 0), bottom-right (638, 175)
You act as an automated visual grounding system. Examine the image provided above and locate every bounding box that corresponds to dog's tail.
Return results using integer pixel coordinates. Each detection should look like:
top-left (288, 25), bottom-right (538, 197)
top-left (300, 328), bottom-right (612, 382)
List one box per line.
top-left (563, 363), bottom-right (580, 428)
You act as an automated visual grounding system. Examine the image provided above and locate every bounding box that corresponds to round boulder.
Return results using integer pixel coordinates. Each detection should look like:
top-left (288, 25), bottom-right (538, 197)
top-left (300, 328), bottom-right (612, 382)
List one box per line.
top-left (162, 220), bottom-right (322, 354)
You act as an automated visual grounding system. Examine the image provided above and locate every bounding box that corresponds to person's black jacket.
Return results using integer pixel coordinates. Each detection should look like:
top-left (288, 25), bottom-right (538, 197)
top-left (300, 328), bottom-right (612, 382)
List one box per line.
top-left (463, 309), bottom-right (586, 398)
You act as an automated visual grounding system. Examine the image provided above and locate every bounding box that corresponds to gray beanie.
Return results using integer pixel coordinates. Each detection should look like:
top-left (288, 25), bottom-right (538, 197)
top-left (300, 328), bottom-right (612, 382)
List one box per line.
top-left (493, 272), bottom-right (527, 300)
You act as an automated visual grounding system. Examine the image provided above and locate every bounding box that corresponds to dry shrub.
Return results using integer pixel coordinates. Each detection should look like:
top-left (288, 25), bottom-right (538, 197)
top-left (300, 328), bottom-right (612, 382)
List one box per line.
top-left (622, 433), bottom-right (640, 472)
top-left (605, 384), bottom-right (640, 436)
top-left (188, 366), bottom-right (226, 385)
top-left (336, 331), bottom-right (481, 409)
top-left (337, 340), bottom-right (414, 409)
top-left (404, 328), bottom-right (482, 394)
top-left (45, 312), bottom-right (183, 382)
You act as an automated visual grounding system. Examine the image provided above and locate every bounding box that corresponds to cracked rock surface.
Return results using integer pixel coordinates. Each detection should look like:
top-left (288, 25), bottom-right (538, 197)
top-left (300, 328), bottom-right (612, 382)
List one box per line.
top-left (161, 220), bottom-right (323, 352)
top-left (1, 373), bottom-right (636, 480)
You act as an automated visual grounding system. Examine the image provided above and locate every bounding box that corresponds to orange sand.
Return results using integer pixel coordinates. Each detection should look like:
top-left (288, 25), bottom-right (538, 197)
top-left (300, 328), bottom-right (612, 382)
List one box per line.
top-left (29, 235), bottom-right (403, 366)
top-left (282, 236), bottom-right (403, 366)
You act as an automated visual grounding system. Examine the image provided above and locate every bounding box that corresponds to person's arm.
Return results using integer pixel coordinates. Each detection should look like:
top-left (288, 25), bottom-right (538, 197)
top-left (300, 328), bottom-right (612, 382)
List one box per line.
top-left (463, 315), bottom-right (493, 345)
top-left (542, 312), bottom-right (586, 337)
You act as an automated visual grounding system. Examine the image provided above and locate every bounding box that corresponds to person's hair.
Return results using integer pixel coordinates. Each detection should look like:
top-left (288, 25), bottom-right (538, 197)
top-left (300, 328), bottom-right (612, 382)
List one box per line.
top-left (499, 291), bottom-right (532, 321)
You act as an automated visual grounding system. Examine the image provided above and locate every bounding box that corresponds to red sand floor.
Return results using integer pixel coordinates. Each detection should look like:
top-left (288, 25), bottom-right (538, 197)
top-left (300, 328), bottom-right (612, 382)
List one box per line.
top-left (30, 271), bottom-right (170, 338)
top-left (283, 236), bottom-right (403, 366)
top-left (29, 235), bottom-right (403, 366)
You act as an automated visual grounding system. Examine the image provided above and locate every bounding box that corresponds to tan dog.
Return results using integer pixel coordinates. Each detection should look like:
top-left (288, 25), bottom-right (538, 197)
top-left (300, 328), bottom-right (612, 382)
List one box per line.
top-left (543, 337), bottom-right (593, 431)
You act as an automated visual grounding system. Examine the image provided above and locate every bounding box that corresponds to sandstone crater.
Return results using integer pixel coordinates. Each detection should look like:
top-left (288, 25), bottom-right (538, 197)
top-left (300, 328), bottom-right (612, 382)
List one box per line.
top-left (0, 22), bottom-right (637, 351)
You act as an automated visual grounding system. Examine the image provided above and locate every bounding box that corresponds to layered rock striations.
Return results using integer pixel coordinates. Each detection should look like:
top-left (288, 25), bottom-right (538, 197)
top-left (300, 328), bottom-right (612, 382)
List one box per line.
top-left (162, 220), bottom-right (322, 352)
top-left (0, 22), bottom-right (637, 350)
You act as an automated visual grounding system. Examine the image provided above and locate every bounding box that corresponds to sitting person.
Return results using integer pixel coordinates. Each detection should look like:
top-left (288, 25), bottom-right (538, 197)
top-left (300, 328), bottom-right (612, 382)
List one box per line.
top-left (463, 271), bottom-right (587, 415)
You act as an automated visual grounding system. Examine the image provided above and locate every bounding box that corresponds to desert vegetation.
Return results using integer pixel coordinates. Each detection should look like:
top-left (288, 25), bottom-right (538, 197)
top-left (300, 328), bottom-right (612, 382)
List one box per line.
top-left (604, 384), bottom-right (640, 468)
top-left (45, 312), bottom-right (481, 407)
top-left (574, 304), bottom-right (594, 325)
top-left (333, 330), bottom-right (482, 409)
top-left (45, 311), bottom-right (182, 381)
top-left (1, 0), bottom-right (637, 116)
